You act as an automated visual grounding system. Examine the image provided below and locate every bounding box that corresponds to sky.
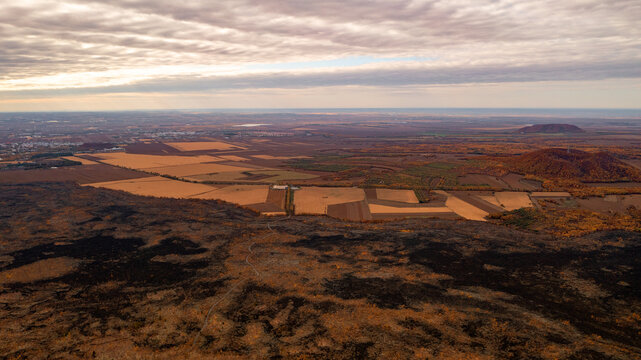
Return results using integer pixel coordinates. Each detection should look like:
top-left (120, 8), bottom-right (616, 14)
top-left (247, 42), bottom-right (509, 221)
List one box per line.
top-left (1, 0), bottom-right (640, 111)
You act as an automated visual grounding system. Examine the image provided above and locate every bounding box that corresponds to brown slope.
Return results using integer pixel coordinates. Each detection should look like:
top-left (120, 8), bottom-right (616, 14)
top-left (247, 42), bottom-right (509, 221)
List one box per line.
top-left (505, 148), bottom-right (641, 182)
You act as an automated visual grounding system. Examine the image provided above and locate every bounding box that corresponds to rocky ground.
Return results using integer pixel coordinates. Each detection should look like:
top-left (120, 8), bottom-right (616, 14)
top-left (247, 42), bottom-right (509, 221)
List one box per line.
top-left (0, 183), bottom-right (640, 359)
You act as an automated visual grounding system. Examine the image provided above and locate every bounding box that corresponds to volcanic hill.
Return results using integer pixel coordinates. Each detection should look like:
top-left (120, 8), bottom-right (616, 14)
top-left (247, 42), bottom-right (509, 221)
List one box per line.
top-left (517, 124), bottom-right (584, 134)
top-left (506, 148), bottom-right (641, 182)
top-left (1, 182), bottom-right (641, 359)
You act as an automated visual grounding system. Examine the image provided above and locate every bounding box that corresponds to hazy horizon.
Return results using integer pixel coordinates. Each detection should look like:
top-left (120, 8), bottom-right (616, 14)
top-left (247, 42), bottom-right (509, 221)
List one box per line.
top-left (2, 108), bottom-right (641, 119)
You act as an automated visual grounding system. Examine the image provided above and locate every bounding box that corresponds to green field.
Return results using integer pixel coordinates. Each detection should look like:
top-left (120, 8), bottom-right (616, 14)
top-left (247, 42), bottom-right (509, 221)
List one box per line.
top-left (249, 170), bottom-right (318, 181)
top-left (288, 155), bottom-right (353, 172)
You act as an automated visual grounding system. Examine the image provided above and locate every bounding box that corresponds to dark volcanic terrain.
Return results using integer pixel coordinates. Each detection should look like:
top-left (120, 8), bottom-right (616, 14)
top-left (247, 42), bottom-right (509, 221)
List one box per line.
top-left (1, 183), bottom-right (640, 359)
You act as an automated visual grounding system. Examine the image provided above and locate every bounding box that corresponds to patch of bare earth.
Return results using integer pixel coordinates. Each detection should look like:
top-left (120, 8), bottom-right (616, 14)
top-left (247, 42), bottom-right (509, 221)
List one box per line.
top-left (0, 257), bottom-right (80, 284)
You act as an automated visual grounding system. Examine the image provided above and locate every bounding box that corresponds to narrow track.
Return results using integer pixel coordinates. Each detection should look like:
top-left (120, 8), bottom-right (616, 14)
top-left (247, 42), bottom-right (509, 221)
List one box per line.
top-left (190, 216), bottom-right (290, 350)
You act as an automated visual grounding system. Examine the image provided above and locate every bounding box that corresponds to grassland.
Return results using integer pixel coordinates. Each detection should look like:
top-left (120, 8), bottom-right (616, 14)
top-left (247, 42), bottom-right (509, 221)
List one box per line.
top-left (288, 155), bottom-right (353, 172)
top-left (360, 162), bottom-right (461, 189)
top-left (458, 174), bottom-right (507, 188)
top-left (531, 192), bottom-right (572, 198)
top-left (251, 155), bottom-right (310, 160)
top-left (246, 170), bottom-right (318, 181)
top-left (187, 170), bottom-right (317, 183)
top-left (403, 162), bottom-right (460, 187)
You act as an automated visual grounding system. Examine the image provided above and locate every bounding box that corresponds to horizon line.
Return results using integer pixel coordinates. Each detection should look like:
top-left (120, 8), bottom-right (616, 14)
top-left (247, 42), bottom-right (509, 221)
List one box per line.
top-left (2, 106), bottom-right (641, 114)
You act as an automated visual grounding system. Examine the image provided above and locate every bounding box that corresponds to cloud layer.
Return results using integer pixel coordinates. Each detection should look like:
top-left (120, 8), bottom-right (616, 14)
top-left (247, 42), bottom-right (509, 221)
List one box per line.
top-left (1, 0), bottom-right (640, 105)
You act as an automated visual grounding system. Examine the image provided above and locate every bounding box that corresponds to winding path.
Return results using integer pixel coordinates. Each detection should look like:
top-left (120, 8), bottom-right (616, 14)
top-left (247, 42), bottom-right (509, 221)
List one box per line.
top-left (190, 216), bottom-right (290, 349)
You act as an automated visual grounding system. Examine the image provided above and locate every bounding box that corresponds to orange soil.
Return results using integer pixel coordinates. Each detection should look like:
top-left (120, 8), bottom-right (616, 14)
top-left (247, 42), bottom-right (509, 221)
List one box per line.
top-left (84, 176), bottom-right (219, 198)
top-left (375, 189), bottom-right (419, 203)
top-left (92, 153), bottom-right (222, 169)
top-left (294, 187), bottom-right (366, 215)
top-left (369, 204), bottom-right (451, 214)
top-left (494, 192), bottom-right (534, 211)
top-left (191, 185), bottom-right (270, 205)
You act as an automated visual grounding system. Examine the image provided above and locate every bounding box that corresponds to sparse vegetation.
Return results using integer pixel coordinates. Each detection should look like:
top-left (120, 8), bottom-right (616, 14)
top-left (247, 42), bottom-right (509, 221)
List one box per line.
top-left (1, 183), bottom-right (640, 359)
top-left (490, 206), bottom-right (641, 236)
top-left (289, 158), bottom-right (353, 172)
top-left (3, 158), bottom-right (81, 170)
top-left (489, 208), bottom-right (543, 230)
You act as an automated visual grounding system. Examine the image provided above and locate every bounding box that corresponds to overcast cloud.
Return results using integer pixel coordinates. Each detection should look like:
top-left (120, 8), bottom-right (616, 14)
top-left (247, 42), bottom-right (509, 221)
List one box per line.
top-left (1, 0), bottom-right (640, 109)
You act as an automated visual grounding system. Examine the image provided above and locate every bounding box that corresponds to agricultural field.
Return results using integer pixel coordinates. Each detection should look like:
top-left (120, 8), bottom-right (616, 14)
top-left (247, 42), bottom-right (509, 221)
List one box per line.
top-left (437, 191), bottom-right (490, 221)
top-left (502, 173), bottom-right (542, 190)
top-left (84, 176), bottom-right (218, 198)
top-left (375, 188), bottom-right (419, 203)
top-left (326, 200), bottom-right (372, 221)
top-left (448, 191), bottom-right (505, 214)
top-left (245, 170), bottom-right (318, 182)
top-left (368, 204), bottom-right (452, 214)
top-left (576, 194), bottom-right (641, 214)
top-left (145, 163), bottom-right (255, 177)
top-left (458, 174), bottom-right (507, 188)
top-left (61, 156), bottom-right (99, 165)
top-left (165, 141), bottom-right (245, 151)
top-left (461, 191), bottom-right (535, 212)
top-left (192, 185), bottom-right (270, 206)
top-left (294, 187), bottom-right (365, 215)
top-left (90, 153), bottom-right (222, 169)
top-left (83, 153), bottom-right (319, 184)
top-left (494, 192), bottom-right (534, 211)
top-left (185, 169), bottom-right (316, 183)
top-left (218, 155), bottom-right (249, 161)
top-left (186, 171), bottom-right (264, 182)
top-left (531, 192), bottom-right (572, 199)
top-left (478, 194), bottom-right (502, 207)
top-left (0, 164), bottom-right (149, 184)
top-left (5, 127), bottom-right (635, 225)
top-left (85, 177), bottom-right (277, 210)
top-left (251, 155), bottom-right (309, 160)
